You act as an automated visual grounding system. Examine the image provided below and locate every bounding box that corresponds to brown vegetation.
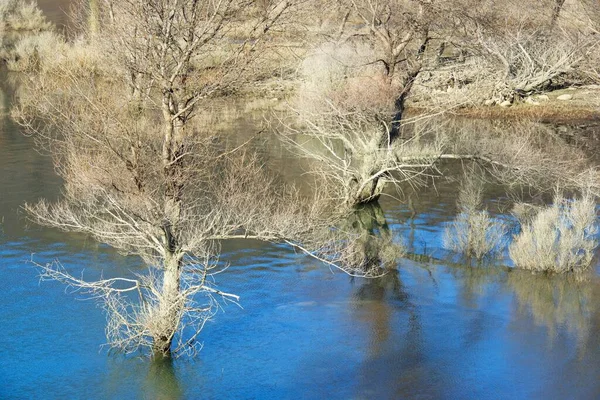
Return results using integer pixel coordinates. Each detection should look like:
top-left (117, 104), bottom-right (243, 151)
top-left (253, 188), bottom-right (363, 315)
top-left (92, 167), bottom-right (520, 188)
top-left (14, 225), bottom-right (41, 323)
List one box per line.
top-left (0, 0), bottom-right (51, 32)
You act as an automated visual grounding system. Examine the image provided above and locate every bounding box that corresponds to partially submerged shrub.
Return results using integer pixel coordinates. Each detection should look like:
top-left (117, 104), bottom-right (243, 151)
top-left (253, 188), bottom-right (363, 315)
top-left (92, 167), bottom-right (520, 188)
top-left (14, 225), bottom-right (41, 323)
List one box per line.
top-left (6, 32), bottom-right (107, 77)
top-left (445, 211), bottom-right (507, 260)
top-left (5, 30), bottom-right (62, 71)
top-left (0, 0), bottom-right (51, 32)
top-left (509, 193), bottom-right (598, 274)
top-left (444, 176), bottom-right (507, 260)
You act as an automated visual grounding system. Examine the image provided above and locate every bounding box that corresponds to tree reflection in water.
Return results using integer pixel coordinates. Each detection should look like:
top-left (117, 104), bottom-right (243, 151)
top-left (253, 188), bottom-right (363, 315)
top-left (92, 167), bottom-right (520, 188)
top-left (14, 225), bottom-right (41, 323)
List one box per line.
top-left (507, 270), bottom-right (597, 349)
top-left (345, 203), bottom-right (420, 360)
top-left (342, 203), bottom-right (405, 275)
top-left (447, 261), bottom-right (598, 351)
top-left (143, 357), bottom-right (183, 400)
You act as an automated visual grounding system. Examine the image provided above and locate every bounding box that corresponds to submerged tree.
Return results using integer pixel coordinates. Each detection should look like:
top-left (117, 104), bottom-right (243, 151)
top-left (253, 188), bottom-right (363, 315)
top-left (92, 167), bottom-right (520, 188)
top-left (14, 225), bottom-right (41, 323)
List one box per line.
top-left (15, 0), bottom-right (347, 358)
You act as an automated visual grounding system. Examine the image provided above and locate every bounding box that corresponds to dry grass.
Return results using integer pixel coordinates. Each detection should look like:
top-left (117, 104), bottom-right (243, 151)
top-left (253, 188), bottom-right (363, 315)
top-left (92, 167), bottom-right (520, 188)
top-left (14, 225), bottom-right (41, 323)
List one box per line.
top-left (453, 102), bottom-right (600, 123)
top-left (509, 193), bottom-right (598, 274)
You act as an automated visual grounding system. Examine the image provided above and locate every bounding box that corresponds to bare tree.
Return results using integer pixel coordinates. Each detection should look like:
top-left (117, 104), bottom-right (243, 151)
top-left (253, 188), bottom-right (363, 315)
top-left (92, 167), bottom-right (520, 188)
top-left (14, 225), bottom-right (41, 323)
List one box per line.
top-left (275, 0), bottom-right (447, 205)
top-left (449, 0), bottom-right (600, 100)
top-left (15, 0), bottom-right (352, 358)
top-left (281, 1), bottom-right (598, 206)
top-left (338, 0), bottom-right (439, 130)
top-left (280, 65), bottom-right (600, 206)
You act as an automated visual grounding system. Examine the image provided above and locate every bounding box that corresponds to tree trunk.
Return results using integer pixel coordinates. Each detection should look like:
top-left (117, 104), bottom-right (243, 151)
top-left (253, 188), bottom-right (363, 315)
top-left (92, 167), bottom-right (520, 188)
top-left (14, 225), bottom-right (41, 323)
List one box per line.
top-left (152, 251), bottom-right (182, 357)
top-left (154, 92), bottom-right (185, 357)
top-left (348, 172), bottom-right (386, 206)
top-left (88, 0), bottom-right (99, 39)
top-left (551, 0), bottom-right (566, 27)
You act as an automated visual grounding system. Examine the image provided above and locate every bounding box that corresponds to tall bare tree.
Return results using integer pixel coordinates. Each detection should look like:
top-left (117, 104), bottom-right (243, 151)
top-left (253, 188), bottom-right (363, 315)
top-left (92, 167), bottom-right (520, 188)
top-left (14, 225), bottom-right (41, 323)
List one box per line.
top-left (15, 0), bottom-right (347, 358)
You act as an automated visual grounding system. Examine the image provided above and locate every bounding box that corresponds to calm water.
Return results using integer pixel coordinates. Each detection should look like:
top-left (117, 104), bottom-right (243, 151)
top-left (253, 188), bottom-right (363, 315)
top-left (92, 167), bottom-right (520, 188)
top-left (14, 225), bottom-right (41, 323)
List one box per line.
top-left (1, 4), bottom-right (600, 399)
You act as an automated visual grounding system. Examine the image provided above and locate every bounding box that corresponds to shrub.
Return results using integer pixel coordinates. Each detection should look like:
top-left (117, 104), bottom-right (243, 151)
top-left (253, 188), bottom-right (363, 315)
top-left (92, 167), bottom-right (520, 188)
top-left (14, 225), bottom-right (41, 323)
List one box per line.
top-left (444, 210), bottom-right (507, 260)
top-left (5, 31), bottom-right (61, 71)
top-left (6, 31), bottom-right (107, 78)
top-left (444, 176), bottom-right (507, 260)
top-left (509, 193), bottom-right (598, 274)
top-left (0, 0), bottom-right (51, 32)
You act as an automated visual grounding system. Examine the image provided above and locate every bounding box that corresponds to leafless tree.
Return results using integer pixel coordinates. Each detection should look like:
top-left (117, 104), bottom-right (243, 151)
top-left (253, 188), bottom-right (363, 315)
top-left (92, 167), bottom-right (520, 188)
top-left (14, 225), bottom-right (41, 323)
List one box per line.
top-left (338, 0), bottom-right (440, 127)
top-left (14, 0), bottom-right (359, 358)
top-left (280, 1), bottom-right (600, 206)
top-left (449, 0), bottom-right (600, 100)
top-left (280, 69), bottom-right (600, 206)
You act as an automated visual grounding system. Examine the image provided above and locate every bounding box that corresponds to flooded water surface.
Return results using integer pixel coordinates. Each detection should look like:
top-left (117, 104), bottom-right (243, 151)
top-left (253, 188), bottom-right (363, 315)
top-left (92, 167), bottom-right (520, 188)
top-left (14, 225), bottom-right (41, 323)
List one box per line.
top-left (1, 3), bottom-right (600, 399)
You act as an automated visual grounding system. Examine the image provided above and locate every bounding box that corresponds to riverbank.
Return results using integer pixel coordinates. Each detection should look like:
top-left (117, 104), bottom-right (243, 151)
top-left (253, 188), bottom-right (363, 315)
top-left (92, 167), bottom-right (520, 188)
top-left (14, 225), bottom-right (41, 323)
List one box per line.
top-left (451, 85), bottom-right (600, 124)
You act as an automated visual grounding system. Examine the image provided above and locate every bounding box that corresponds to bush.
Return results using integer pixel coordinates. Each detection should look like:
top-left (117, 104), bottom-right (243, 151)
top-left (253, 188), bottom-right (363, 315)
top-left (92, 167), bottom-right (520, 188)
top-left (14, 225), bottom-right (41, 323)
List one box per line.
top-left (509, 193), bottom-right (598, 274)
top-left (444, 176), bottom-right (507, 260)
top-left (5, 31), bottom-right (107, 78)
top-left (0, 0), bottom-right (51, 32)
top-left (444, 211), bottom-right (507, 260)
top-left (5, 31), bottom-right (61, 71)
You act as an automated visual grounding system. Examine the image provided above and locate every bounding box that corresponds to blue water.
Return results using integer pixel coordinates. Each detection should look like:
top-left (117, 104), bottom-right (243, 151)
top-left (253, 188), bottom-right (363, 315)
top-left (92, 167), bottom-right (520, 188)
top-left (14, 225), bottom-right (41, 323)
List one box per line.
top-left (2, 229), bottom-right (599, 399)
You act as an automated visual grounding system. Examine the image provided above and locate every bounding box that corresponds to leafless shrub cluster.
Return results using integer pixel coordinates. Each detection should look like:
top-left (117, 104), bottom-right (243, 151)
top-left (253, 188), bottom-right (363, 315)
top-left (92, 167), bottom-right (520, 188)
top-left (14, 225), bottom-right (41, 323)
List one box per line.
top-left (390, 0), bottom-right (600, 104)
top-left (0, 0), bottom-right (51, 32)
top-left (509, 192), bottom-right (598, 274)
top-left (476, 27), bottom-right (594, 99)
top-left (444, 174), bottom-right (507, 260)
top-left (3, 30), bottom-right (64, 71)
top-left (0, 0), bottom-right (55, 70)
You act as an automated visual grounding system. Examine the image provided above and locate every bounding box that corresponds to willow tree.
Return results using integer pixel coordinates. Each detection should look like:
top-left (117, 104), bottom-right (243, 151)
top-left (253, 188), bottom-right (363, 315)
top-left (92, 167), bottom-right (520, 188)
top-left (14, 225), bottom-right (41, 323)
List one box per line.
top-left (15, 0), bottom-right (344, 358)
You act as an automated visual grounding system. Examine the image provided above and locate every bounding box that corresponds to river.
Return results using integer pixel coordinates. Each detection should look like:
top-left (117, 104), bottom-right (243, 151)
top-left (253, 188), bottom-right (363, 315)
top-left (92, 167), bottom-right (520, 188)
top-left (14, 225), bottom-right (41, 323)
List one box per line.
top-left (1, 3), bottom-right (600, 399)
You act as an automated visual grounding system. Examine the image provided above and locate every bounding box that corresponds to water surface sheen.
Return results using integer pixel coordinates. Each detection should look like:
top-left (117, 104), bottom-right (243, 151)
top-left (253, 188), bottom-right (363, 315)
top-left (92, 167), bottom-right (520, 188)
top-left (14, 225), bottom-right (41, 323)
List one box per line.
top-left (1, 6), bottom-right (600, 398)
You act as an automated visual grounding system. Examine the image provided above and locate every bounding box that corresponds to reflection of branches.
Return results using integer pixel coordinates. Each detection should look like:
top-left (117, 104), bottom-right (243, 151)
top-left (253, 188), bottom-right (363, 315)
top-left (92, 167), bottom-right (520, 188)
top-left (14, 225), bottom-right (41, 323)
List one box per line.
top-left (508, 270), bottom-right (596, 346)
top-left (342, 203), bottom-right (405, 275)
top-left (352, 269), bottom-right (417, 361)
top-left (448, 263), bottom-right (506, 308)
